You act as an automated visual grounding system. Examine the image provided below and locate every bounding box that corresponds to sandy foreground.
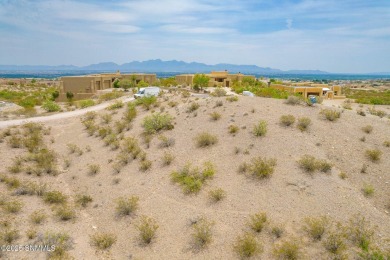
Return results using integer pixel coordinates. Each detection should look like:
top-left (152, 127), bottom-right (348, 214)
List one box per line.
top-left (0, 93), bottom-right (389, 259)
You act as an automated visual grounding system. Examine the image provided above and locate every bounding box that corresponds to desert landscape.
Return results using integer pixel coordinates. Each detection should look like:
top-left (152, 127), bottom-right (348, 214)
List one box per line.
top-left (0, 89), bottom-right (389, 259)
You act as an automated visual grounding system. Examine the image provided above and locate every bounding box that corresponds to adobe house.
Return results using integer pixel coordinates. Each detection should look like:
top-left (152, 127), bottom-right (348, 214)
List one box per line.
top-left (57, 72), bottom-right (157, 101)
top-left (270, 84), bottom-right (344, 99)
top-left (176, 71), bottom-right (256, 88)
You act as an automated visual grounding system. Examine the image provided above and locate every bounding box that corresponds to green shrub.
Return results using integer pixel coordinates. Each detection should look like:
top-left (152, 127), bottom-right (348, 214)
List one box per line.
top-left (347, 215), bottom-right (374, 251)
top-left (195, 132), bottom-right (218, 147)
top-left (271, 225), bottom-right (285, 239)
top-left (192, 218), bottom-right (214, 249)
top-left (323, 231), bottom-right (346, 255)
top-left (209, 111), bottom-right (221, 121)
top-left (171, 162), bottom-right (215, 193)
top-left (280, 115), bottom-right (296, 126)
top-left (78, 99), bottom-right (95, 108)
top-left (273, 239), bottom-right (302, 260)
top-left (123, 103), bottom-right (137, 122)
top-left (107, 100), bottom-right (123, 110)
top-left (26, 228), bottom-right (38, 240)
top-left (75, 194), bottom-right (93, 208)
top-left (211, 88), bottom-right (227, 97)
top-left (383, 140), bottom-right (390, 147)
top-left (297, 117), bottom-right (311, 131)
top-left (55, 205), bottom-right (76, 221)
top-left (42, 100), bottom-right (60, 112)
top-left (226, 96), bottom-right (239, 102)
top-left (248, 212), bottom-right (267, 233)
top-left (88, 164), bottom-right (101, 175)
top-left (233, 233), bottom-right (262, 258)
top-left (115, 196), bottom-right (139, 217)
top-left (186, 102), bottom-right (200, 113)
top-left (90, 232), bottom-right (117, 250)
top-left (320, 109), bottom-right (341, 121)
top-left (100, 113), bottom-right (112, 124)
top-left (339, 172), bottom-right (348, 179)
top-left (38, 231), bottom-right (73, 259)
top-left (303, 216), bottom-right (328, 240)
top-left (7, 135), bottom-right (23, 148)
top-left (208, 188), bottom-right (226, 202)
top-left (362, 125), bottom-right (373, 134)
top-left (365, 149), bottom-right (382, 162)
top-left (43, 191), bottom-right (67, 204)
top-left (136, 216), bottom-right (159, 245)
top-left (3, 200), bottom-right (23, 213)
top-left (0, 228), bottom-right (19, 243)
top-left (99, 91), bottom-right (123, 101)
top-left (228, 125), bottom-right (239, 134)
top-left (362, 183), bottom-right (375, 197)
top-left (136, 96), bottom-right (157, 110)
top-left (139, 159), bottom-right (152, 172)
top-left (298, 155), bottom-right (332, 174)
top-left (240, 157), bottom-right (277, 179)
top-left (285, 96), bottom-right (301, 105)
top-left (368, 106), bottom-right (387, 118)
top-left (161, 151), bottom-right (175, 166)
top-left (253, 120), bottom-right (267, 137)
top-left (30, 210), bottom-right (47, 224)
top-left (142, 113), bottom-right (174, 134)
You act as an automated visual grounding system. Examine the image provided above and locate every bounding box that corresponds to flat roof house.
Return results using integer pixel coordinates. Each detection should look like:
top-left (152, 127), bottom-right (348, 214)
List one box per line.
top-left (176, 71), bottom-right (255, 88)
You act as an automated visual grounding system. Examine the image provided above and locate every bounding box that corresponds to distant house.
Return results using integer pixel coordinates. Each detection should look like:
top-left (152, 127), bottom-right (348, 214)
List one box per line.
top-left (57, 71), bottom-right (156, 101)
top-left (270, 83), bottom-right (344, 99)
top-left (176, 71), bottom-right (255, 88)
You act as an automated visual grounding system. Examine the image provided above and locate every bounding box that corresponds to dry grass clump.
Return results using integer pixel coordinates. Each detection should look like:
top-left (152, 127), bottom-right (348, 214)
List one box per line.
top-left (239, 157), bottom-right (277, 179)
top-left (361, 125), bottom-right (373, 134)
top-left (323, 230), bottom-right (346, 255)
top-left (115, 196), bottom-right (139, 217)
top-left (273, 239), bottom-right (302, 260)
top-left (208, 188), bottom-right (226, 202)
top-left (211, 88), bottom-right (227, 97)
top-left (168, 101), bottom-right (178, 107)
top-left (139, 159), bottom-right (152, 172)
top-left (36, 231), bottom-right (73, 259)
top-left (215, 100), bottom-right (223, 107)
top-left (297, 117), bottom-right (311, 131)
top-left (285, 96), bottom-right (301, 105)
top-left (67, 143), bottom-right (83, 155)
top-left (171, 162), bottom-right (215, 194)
top-left (100, 113), bottom-right (112, 124)
top-left (30, 210), bottom-right (47, 224)
top-left (107, 100), bottom-right (123, 110)
top-left (209, 111), bottom-right (221, 121)
top-left (271, 225), bottom-right (285, 239)
top-left (226, 96), bottom-right (239, 102)
top-left (280, 115), bottom-right (296, 126)
top-left (0, 228), bottom-right (20, 243)
top-left (195, 132), bottom-right (218, 147)
top-left (135, 96), bottom-right (158, 110)
top-left (368, 106), bottom-right (386, 118)
top-left (365, 149), bottom-right (382, 162)
top-left (136, 216), bottom-right (159, 245)
top-left (142, 113), bottom-right (174, 134)
top-left (347, 215), bottom-right (374, 251)
top-left (383, 140), bottom-right (390, 147)
top-left (186, 102), bottom-right (200, 113)
top-left (55, 205), bottom-right (76, 221)
top-left (303, 216), bottom-right (328, 240)
top-left (248, 212), bottom-right (267, 233)
top-left (339, 172), bottom-right (348, 180)
top-left (90, 232), bottom-right (117, 250)
top-left (123, 103), bottom-right (137, 123)
top-left (253, 120), bottom-right (267, 137)
top-left (320, 108), bottom-right (341, 121)
top-left (362, 183), bottom-right (375, 197)
top-left (26, 228), bottom-right (37, 240)
top-left (228, 124), bottom-right (239, 135)
top-left (158, 135), bottom-right (175, 148)
top-left (2, 200), bottom-right (23, 213)
top-left (75, 194), bottom-right (93, 208)
top-left (191, 217), bottom-right (214, 249)
top-left (88, 164), bottom-right (101, 175)
top-left (161, 151), bottom-right (175, 166)
top-left (43, 190), bottom-right (67, 204)
top-left (233, 233), bottom-right (262, 259)
top-left (297, 155), bottom-right (332, 174)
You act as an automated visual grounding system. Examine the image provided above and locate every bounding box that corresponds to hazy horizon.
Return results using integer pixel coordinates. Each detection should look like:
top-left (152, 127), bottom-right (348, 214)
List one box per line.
top-left (0, 0), bottom-right (389, 74)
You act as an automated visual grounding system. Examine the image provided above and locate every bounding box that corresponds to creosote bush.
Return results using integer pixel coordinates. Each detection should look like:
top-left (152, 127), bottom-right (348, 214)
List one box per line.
top-left (303, 216), bottom-right (328, 240)
top-left (195, 132), bottom-right (218, 147)
top-left (253, 120), bottom-right (267, 137)
top-left (208, 188), bottom-right (226, 202)
top-left (347, 215), bottom-right (374, 251)
top-left (320, 109), bottom-right (341, 121)
top-left (192, 217), bottom-right (214, 249)
top-left (273, 239), bottom-right (302, 260)
top-left (136, 216), bottom-right (159, 245)
top-left (209, 111), bottom-right (221, 121)
top-left (248, 212), bottom-right (267, 233)
top-left (239, 157), bottom-right (277, 179)
top-left (186, 102), bottom-right (200, 113)
top-left (171, 162), bottom-right (215, 193)
top-left (55, 205), bottom-right (76, 221)
top-left (161, 151), bottom-right (175, 166)
top-left (233, 233), bottom-right (262, 259)
top-left (297, 155), bottom-right (332, 174)
top-left (362, 183), bottom-right (375, 197)
top-left (142, 113), bottom-right (174, 134)
top-left (280, 115), bottom-right (296, 126)
top-left (296, 117), bottom-right (311, 132)
top-left (90, 232), bottom-right (117, 250)
top-left (228, 124), bottom-right (239, 135)
top-left (365, 149), bottom-right (382, 162)
top-left (75, 194), bottom-right (93, 208)
top-left (323, 231), bottom-right (346, 255)
top-left (30, 210), bottom-right (47, 224)
top-left (88, 164), bottom-right (100, 175)
top-left (139, 159), bottom-right (152, 172)
top-left (115, 196), bottom-right (139, 217)
top-left (43, 191), bottom-right (67, 204)
top-left (135, 96), bottom-right (157, 110)
top-left (226, 96), bottom-right (239, 102)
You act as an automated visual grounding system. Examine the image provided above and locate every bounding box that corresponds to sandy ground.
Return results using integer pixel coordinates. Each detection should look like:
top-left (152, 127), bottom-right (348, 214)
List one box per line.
top-left (0, 93), bottom-right (389, 259)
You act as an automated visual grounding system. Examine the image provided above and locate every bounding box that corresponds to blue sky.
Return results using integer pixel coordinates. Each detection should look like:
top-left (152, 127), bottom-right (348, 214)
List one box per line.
top-left (0, 0), bottom-right (389, 73)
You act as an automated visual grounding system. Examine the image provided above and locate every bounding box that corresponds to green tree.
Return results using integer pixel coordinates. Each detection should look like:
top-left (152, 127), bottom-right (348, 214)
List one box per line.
top-left (119, 76), bottom-right (137, 91)
top-left (193, 74), bottom-right (210, 91)
top-left (51, 90), bottom-right (59, 101)
top-left (137, 80), bottom-right (149, 88)
top-left (66, 92), bottom-right (74, 102)
top-left (113, 79), bottom-right (120, 88)
top-left (160, 77), bottom-right (177, 87)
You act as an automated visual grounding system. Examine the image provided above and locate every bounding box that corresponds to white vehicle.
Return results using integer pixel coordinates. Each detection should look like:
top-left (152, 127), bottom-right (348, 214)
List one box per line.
top-left (242, 91), bottom-right (254, 97)
top-left (134, 87), bottom-right (160, 99)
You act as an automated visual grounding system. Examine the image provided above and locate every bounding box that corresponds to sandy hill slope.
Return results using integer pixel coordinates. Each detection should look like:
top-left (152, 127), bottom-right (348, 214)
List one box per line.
top-left (0, 92), bottom-right (389, 259)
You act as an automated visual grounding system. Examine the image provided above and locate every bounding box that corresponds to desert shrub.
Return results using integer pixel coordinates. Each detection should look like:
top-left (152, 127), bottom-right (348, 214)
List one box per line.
top-left (139, 159), bottom-right (152, 172)
top-left (0, 228), bottom-right (19, 243)
top-left (100, 113), bottom-right (112, 124)
top-left (271, 225), bottom-right (285, 239)
top-left (273, 239), bottom-right (302, 260)
top-left (42, 100), bottom-right (61, 112)
top-left (103, 133), bottom-right (118, 147)
top-left (67, 143), bottom-right (81, 154)
top-left (339, 172), bottom-right (348, 179)
top-left (368, 107), bottom-right (386, 118)
top-left (186, 102), bottom-right (200, 113)
top-left (233, 233), bottom-right (262, 258)
top-left (323, 231), bottom-right (346, 255)
top-left (30, 210), bottom-right (47, 224)
top-left (123, 103), bottom-right (137, 123)
top-left (303, 216), bottom-right (328, 240)
top-left (115, 196), bottom-right (139, 217)
top-left (240, 157), bottom-right (277, 179)
top-left (107, 100), bottom-right (123, 110)
top-left (37, 231), bottom-right (73, 259)
top-left (209, 111), bottom-right (221, 121)
top-left (211, 88), bottom-right (227, 97)
top-left (3, 200), bottom-right (23, 213)
top-left (383, 140), bottom-right (390, 147)
top-left (361, 164), bottom-right (368, 173)
top-left (78, 99), bottom-right (95, 108)
top-left (226, 96), bottom-right (238, 102)
top-left (142, 113), bottom-right (174, 134)
top-left (248, 212), bottom-right (267, 233)
top-left (347, 215), bottom-right (374, 251)
top-left (208, 188), bottom-right (226, 202)
top-left (365, 149), bottom-right (382, 162)
top-left (16, 181), bottom-right (47, 196)
top-left (317, 160), bottom-right (332, 173)
top-left (158, 135), bottom-right (175, 148)
top-left (280, 115), bottom-right (296, 126)
top-left (361, 125), bottom-right (373, 134)
top-left (195, 132), bottom-right (218, 147)
top-left (98, 126), bottom-right (112, 139)
top-left (228, 124), bottom-right (239, 134)
top-left (161, 151), bottom-right (175, 166)
top-left (357, 109), bottom-right (366, 116)
top-left (136, 216), bottom-right (159, 244)
top-left (320, 109), bottom-right (341, 121)
top-left (362, 184), bottom-right (375, 197)
top-left (114, 120), bottom-right (127, 134)
top-left (75, 194), bottom-right (93, 208)
top-left (29, 148), bottom-right (59, 175)
top-left (99, 91), bottom-right (123, 101)
top-left (171, 162), bottom-right (215, 194)
top-left (83, 111), bottom-right (97, 121)
top-left (215, 100), bottom-right (223, 107)
top-left (7, 135), bottom-right (23, 148)
top-left (88, 164), bottom-right (100, 175)
top-left (26, 228), bottom-right (37, 240)
top-left (55, 205), bottom-right (76, 221)
top-left (90, 232), bottom-right (117, 250)
top-left (168, 101), bottom-right (178, 107)
top-left (43, 191), bottom-right (67, 204)
top-left (192, 218), bottom-right (214, 249)
top-left (298, 155), bottom-right (332, 174)
top-left (120, 136), bottom-right (142, 160)
top-left (285, 96), bottom-right (301, 105)
top-left (297, 117), bottom-right (311, 131)
top-left (252, 120), bottom-right (267, 137)
top-left (136, 96), bottom-right (157, 110)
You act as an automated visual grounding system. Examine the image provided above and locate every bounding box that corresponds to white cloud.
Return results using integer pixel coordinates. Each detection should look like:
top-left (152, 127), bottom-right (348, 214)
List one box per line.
top-left (286, 19), bottom-right (293, 29)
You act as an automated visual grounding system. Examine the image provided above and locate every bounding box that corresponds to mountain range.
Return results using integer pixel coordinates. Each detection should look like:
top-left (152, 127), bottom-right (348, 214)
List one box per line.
top-left (0, 59), bottom-right (329, 75)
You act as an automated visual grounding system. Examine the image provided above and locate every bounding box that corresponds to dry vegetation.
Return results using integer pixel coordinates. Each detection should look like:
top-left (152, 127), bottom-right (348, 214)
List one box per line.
top-left (0, 89), bottom-right (389, 259)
